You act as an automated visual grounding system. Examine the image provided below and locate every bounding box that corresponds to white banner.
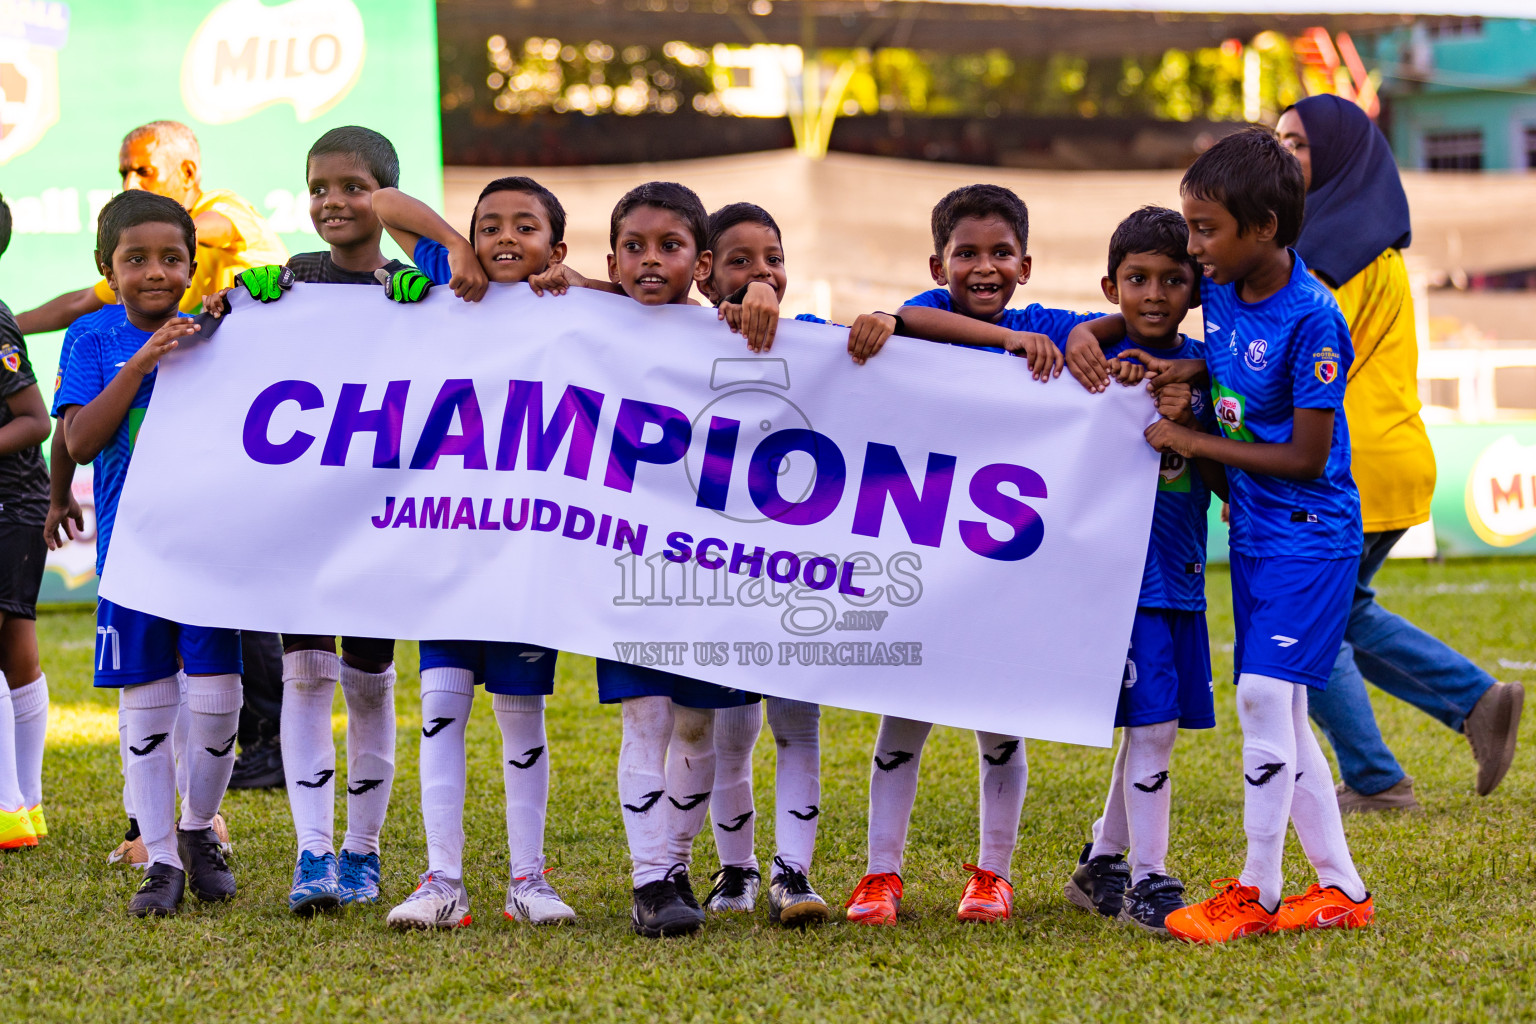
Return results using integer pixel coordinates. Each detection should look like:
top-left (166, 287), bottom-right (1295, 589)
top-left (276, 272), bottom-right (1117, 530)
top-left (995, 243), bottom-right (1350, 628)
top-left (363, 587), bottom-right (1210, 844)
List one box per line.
top-left (102, 284), bottom-right (1159, 745)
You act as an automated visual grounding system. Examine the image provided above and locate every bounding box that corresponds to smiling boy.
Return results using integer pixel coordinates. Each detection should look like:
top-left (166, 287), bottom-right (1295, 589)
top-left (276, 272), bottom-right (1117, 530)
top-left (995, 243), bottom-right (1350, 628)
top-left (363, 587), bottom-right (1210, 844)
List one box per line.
top-left (55, 191), bottom-right (244, 917)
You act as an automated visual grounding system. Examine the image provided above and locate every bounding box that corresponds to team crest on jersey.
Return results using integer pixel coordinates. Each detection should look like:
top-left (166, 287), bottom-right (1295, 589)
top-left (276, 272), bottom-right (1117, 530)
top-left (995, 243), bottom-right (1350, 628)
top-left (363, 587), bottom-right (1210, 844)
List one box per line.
top-left (1244, 338), bottom-right (1269, 371)
top-left (0, 343), bottom-right (21, 373)
top-left (1312, 346), bottom-right (1340, 384)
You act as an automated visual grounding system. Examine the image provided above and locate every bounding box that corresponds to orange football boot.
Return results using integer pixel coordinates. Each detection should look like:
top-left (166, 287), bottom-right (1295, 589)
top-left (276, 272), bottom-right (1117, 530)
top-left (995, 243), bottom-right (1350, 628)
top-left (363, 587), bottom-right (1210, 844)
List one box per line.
top-left (1273, 884), bottom-right (1374, 932)
top-left (956, 864), bottom-right (1013, 922)
top-left (845, 872), bottom-right (903, 925)
top-left (1164, 878), bottom-right (1276, 944)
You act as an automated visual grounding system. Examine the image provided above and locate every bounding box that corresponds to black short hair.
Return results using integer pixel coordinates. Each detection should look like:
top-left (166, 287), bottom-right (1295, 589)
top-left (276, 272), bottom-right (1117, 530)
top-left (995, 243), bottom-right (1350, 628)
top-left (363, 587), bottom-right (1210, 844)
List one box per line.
top-left (1108, 205), bottom-right (1201, 307)
top-left (0, 194), bottom-right (11, 259)
top-left (473, 176), bottom-right (566, 245)
top-left (94, 190), bottom-right (196, 270)
top-left (609, 181), bottom-right (708, 252)
top-left (931, 184), bottom-right (1029, 255)
top-left (1181, 126), bottom-right (1305, 247)
top-left (307, 126), bottom-right (399, 189)
top-left (706, 202), bottom-right (781, 255)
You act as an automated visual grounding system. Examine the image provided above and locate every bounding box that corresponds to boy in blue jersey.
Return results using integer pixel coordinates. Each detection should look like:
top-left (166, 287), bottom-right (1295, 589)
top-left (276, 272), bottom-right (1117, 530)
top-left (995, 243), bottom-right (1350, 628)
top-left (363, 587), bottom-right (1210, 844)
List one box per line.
top-left (1085, 128), bottom-right (1374, 942)
top-left (55, 191), bottom-right (243, 916)
top-left (846, 185), bottom-right (1095, 927)
top-left (1059, 207), bottom-right (1223, 934)
top-left (367, 176), bottom-right (577, 929)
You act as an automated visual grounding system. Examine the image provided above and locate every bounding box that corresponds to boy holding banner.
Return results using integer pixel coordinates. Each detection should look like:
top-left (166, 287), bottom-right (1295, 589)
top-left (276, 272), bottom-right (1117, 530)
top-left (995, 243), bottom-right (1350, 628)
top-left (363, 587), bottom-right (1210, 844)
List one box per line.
top-left (366, 175), bottom-right (579, 930)
top-left (845, 185), bottom-right (1098, 926)
top-left (207, 126), bottom-right (426, 916)
top-left (1060, 206), bottom-right (1220, 935)
top-left (595, 182), bottom-right (760, 939)
top-left (1077, 128), bottom-right (1374, 942)
top-left (56, 191), bottom-right (243, 917)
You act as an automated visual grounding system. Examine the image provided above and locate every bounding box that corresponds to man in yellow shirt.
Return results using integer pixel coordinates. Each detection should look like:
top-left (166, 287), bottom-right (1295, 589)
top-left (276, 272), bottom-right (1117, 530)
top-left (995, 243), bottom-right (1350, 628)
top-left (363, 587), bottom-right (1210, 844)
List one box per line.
top-left (17, 120), bottom-right (289, 331)
top-left (1281, 96), bottom-right (1522, 813)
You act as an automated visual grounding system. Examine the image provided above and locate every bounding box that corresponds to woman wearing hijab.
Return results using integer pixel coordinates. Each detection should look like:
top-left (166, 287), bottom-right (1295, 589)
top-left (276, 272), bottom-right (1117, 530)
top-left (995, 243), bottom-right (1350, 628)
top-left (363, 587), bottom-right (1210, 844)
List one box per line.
top-left (1277, 95), bottom-right (1523, 812)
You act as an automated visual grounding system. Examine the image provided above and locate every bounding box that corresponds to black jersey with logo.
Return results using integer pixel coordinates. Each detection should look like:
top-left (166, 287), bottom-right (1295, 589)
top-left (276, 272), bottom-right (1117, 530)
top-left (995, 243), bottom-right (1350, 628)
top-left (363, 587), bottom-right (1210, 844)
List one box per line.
top-left (0, 301), bottom-right (49, 526)
top-left (286, 251), bottom-right (409, 286)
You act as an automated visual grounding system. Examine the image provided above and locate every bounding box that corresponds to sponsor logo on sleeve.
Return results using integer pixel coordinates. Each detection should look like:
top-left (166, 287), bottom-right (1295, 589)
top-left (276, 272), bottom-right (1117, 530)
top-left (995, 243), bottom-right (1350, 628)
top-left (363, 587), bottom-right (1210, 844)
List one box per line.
top-left (0, 342), bottom-right (21, 373)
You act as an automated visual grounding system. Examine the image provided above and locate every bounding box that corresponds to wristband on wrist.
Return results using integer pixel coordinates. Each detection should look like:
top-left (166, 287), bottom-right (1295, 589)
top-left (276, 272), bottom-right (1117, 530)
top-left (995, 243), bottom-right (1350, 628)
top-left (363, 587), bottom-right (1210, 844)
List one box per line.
top-left (875, 311), bottom-right (907, 336)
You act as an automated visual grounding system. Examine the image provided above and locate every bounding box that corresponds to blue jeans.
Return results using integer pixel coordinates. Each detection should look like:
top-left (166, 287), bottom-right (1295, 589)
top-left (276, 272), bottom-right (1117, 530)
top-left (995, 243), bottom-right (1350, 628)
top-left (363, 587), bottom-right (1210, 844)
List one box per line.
top-left (1308, 529), bottom-right (1497, 795)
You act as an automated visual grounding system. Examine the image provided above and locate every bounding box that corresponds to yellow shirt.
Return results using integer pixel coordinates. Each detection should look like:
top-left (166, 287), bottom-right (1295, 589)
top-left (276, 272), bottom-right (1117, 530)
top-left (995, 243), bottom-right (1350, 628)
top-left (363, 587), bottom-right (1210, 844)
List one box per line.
top-left (93, 189), bottom-right (289, 312)
top-left (1325, 248), bottom-right (1436, 533)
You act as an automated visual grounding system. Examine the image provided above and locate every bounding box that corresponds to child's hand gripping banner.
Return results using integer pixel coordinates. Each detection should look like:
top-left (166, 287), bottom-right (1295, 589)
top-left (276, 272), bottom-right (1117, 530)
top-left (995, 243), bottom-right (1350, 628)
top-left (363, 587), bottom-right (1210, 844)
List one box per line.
top-left (102, 285), bottom-right (1159, 745)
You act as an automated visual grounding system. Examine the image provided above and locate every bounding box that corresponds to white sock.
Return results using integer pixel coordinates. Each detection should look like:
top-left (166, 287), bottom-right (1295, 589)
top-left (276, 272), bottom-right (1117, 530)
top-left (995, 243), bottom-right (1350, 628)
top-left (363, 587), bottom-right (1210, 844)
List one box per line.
top-left (768, 697), bottom-right (821, 876)
top-left (1123, 720), bottom-right (1178, 884)
top-left (118, 703), bottom-right (134, 821)
top-left (710, 702), bottom-right (761, 871)
top-left (1287, 687), bottom-right (1368, 901)
top-left (0, 685), bottom-right (23, 810)
top-left (10, 676), bottom-right (47, 808)
top-left (418, 667), bottom-right (473, 878)
top-left (281, 650), bottom-right (340, 856)
top-left (179, 673), bottom-right (243, 831)
top-left (1090, 735), bottom-right (1130, 860)
top-left (866, 716), bottom-right (932, 876)
top-left (976, 731), bottom-right (1026, 879)
top-left (493, 693), bottom-right (550, 880)
top-left (173, 672), bottom-right (190, 805)
top-left (120, 677), bottom-right (182, 868)
top-left (664, 704), bottom-right (716, 871)
top-left (1236, 673), bottom-right (1298, 911)
top-left (339, 661), bottom-right (397, 857)
top-left (619, 696), bottom-right (673, 887)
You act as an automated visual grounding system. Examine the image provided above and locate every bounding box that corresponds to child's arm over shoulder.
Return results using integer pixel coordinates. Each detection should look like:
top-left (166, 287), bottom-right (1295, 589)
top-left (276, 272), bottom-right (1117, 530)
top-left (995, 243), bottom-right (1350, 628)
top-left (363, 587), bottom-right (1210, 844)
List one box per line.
top-left (371, 188), bottom-right (486, 301)
top-left (527, 262), bottom-right (623, 298)
top-left (63, 321), bottom-right (200, 465)
top-left (895, 303), bottom-right (1062, 382)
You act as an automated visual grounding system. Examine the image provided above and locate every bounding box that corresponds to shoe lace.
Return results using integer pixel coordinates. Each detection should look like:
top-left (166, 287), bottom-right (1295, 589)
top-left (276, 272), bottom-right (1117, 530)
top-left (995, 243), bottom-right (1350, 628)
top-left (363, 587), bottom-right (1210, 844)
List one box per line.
top-left (513, 872), bottom-right (560, 900)
top-left (707, 865), bottom-right (761, 903)
top-left (633, 877), bottom-right (677, 914)
top-left (772, 856), bottom-right (813, 896)
top-left (845, 872), bottom-right (902, 909)
top-left (189, 834), bottom-right (229, 871)
top-left (961, 864), bottom-right (1005, 903)
top-left (1202, 878), bottom-right (1254, 921)
top-left (1280, 884), bottom-right (1325, 909)
top-left (137, 871), bottom-right (174, 894)
top-left (338, 850), bottom-right (378, 882)
top-left (297, 852), bottom-right (332, 885)
top-left (408, 871), bottom-right (456, 903)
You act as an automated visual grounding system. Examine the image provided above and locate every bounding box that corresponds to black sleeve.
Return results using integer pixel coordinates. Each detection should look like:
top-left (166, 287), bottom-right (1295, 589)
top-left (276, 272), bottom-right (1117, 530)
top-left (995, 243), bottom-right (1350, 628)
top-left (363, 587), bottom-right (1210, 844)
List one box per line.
top-left (0, 304), bottom-right (38, 398)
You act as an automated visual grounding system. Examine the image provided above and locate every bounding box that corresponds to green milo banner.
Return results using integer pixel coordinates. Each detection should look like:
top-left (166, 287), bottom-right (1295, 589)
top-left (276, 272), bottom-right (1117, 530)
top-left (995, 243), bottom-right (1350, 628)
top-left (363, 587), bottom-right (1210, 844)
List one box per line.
top-left (1205, 423), bottom-right (1536, 563)
top-left (2, 0), bottom-right (441, 604)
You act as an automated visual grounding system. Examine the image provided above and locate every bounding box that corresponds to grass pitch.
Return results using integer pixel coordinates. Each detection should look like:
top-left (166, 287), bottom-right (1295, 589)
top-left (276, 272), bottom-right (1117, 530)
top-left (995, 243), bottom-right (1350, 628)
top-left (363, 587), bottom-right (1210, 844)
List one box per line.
top-left (3, 558), bottom-right (1533, 1023)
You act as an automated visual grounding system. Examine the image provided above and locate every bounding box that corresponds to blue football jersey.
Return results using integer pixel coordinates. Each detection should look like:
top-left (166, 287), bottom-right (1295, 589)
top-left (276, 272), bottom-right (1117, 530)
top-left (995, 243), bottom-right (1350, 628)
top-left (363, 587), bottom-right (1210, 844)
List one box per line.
top-left (902, 288), bottom-right (1097, 353)
top-left (1109, 333), bottom-right (1214, 610)
top-left (53, 317), bottom-right (168, 574)
top-left (1202, 252), bottom-right (1361, 560)
top-left (51, 305), bottom-right (128, 418)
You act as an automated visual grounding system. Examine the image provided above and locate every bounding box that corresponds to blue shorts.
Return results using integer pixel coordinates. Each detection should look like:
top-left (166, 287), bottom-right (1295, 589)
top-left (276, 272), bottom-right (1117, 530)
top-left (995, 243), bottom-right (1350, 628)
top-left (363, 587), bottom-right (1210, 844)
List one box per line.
top-left (1230, 553), bottom-right (1353, 690)
top-left (93, 598), bottom-right (242, 688)
top-left (1118, 607), bottom-right (1215, 729)
top-left (419, 639), bottom-right (558, 696)
top-left (596, 659), bottom-right (755, 709)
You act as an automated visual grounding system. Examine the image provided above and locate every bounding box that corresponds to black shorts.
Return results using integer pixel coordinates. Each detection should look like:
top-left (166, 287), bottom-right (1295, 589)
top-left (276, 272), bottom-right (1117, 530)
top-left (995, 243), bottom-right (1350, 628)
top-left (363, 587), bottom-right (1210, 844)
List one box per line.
top-left (0, 522), bottom-right (47, 619)
top-left (281, 633), bottom-right (396, 664)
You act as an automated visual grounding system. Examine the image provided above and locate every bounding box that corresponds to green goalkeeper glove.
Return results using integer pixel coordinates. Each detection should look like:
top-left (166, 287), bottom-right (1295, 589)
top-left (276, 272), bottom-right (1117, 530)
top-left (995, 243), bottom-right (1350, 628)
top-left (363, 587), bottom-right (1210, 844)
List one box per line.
top-left (376, 266), bottom-right (432, 303)
top-left (237, 264), bottom-right (295, 303)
